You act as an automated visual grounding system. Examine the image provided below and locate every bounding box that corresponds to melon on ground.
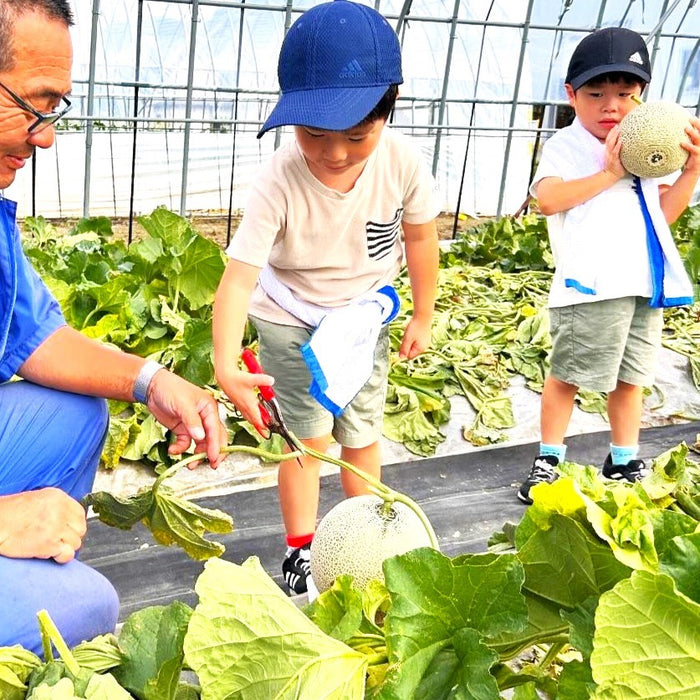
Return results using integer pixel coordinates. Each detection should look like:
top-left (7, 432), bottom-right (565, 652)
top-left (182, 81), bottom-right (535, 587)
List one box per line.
top-left (619, 100), bottom-right (691, 178)
top-left (310, 494), bottom-right (435, 593)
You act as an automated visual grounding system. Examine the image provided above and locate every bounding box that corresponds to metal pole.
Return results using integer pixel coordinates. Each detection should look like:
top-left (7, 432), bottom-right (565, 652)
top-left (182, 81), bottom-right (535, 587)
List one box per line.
top-left (227, 1), bottom-right (247, 245)
top-left (179, 0), bottom-right (200, 216)
top-left (396, 0), bottom-right (413, 36)
top-left (431, 0), bottom-right (461, 177)
top-left (127, 0), bottom-right (144, 242)
top-left (451, 0), bottom-right (495, 237)
top-left (496, 0), bottom-right (535, 216)
top-left (677, 38), bottom-right (700, 110)
top-left (273, 0), bottom-right (295, 153)
top-left (595, 0), bottom-right (609, 26)
top-left (645, 0), bottom-right (693, 39)
top-left (646, 0), bottom-right (673, 81)
top-left (82, 0), bottom-right (101, 218)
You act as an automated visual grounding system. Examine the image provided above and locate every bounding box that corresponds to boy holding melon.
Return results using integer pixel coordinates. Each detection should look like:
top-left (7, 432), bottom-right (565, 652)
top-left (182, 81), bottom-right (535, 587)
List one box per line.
top-left (519, 27), bottom-right (700, 504)
top-left (213, 1), bottom-right (439, 595)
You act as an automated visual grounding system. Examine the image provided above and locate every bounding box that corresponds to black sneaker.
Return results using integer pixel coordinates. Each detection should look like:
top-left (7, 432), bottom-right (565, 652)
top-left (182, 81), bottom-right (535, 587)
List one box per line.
top-left (282, 543), bottom-right (312, 595)
top-left (602, 454), bottom-right (649, 482)
top-left (518, 455), bottom-right (559, 505)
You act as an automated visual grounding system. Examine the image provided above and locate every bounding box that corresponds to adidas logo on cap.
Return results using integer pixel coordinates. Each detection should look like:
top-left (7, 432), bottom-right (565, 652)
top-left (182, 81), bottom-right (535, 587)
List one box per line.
top-left (339, 59), bottom-right (366, 79)
top-left (628, 51), bottom-right (644, 65)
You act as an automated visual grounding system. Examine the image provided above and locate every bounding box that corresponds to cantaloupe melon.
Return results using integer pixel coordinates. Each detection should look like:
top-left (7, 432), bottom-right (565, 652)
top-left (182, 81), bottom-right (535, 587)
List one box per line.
top-left (310, 494), bottom-right (436, 593)
top-left (619, 100), bottom-right (691, 178)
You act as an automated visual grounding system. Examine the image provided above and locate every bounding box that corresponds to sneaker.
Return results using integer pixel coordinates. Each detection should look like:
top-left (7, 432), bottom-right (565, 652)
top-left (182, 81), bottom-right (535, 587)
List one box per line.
top-left (602, 454), bottom-right (649, 482)
top-left (282, 543), bottom-right (312, 595)
top-left (518, 455), bottom-right (559, 505)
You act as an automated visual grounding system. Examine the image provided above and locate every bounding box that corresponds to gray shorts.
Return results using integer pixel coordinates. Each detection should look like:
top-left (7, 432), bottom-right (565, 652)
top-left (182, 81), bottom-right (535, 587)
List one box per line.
top-left (251, 317), bottom-right (390, 448)
top-left (549, 297), bottom-right (663, 393)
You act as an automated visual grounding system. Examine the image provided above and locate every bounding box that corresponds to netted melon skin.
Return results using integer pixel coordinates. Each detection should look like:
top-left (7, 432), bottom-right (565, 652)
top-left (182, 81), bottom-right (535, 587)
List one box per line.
top-left (619, 101), bottom-right (690, 178)
top-left (310, 495), bottom-right (434, 593)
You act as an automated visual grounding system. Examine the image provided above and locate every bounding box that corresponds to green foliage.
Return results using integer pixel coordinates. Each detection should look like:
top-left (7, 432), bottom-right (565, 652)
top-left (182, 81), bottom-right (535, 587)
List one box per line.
top-left (440, 213), bottom-right (553, 272)
top-left (20, 204), bottom-right (699, 467)
top-left (21, 210), bottom-right (260, 468)
top-left (83, 461), bottom-right (233, 561)
top-left (6, 444), bottom-right (698, 698)
top-left (671, 203), bottom-right (700, 294)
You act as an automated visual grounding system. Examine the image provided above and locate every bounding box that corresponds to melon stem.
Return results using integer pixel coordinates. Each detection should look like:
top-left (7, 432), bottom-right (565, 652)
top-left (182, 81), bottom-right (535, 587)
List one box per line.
top-left (167, 437), bottom-right (440, 550)
top-left (289, 438), bottom-right (440, 550)
top-left (37, 609), bottom-right (80, 676)
top-left (155, 445), bottom-right (304, 490)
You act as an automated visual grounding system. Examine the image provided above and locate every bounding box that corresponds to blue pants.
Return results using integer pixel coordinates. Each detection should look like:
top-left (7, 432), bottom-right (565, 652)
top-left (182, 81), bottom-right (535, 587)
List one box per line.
top-left (0, 381), bottom-right (119, 655)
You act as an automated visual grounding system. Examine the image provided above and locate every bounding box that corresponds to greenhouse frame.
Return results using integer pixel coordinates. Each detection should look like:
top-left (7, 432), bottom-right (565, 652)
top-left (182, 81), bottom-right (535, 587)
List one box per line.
top-left (8, 0), bottom-right (700, 235)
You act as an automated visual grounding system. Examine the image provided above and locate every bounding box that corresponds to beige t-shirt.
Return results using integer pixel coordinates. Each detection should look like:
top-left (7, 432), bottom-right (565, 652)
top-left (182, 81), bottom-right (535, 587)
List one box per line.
top-left (226, 127), bottom-right (440, 326)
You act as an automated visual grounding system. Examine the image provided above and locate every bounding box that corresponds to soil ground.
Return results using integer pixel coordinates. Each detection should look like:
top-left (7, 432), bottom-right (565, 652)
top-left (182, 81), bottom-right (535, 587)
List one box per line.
top-left (43, 210), bottom-right (478, 246)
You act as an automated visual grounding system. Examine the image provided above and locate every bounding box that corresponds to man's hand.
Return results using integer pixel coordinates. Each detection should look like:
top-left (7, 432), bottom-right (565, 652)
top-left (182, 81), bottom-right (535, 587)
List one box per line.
top-left (145, 370), bottom-right (229, 468)
top-left (0, 489), bottom-right (86, 563)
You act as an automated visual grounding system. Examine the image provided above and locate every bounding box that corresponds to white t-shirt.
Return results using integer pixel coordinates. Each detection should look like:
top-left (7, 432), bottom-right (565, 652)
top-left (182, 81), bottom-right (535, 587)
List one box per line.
top-left (226, 127), bottom-right (440, 325)
top-left (532, 118), bottom-right (691, 308)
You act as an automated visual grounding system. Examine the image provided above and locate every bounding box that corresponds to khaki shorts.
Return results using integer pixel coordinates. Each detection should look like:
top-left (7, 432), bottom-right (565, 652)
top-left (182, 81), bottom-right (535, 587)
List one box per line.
top-left (251, 317), bottom-right (390, 448)
top-left (549, 297), bottom-right (663, 393)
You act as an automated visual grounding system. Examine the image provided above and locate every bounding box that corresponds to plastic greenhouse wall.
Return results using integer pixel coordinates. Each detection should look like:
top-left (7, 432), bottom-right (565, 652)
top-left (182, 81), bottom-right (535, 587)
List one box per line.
top-left (6, 0), bottom-right (700, 229)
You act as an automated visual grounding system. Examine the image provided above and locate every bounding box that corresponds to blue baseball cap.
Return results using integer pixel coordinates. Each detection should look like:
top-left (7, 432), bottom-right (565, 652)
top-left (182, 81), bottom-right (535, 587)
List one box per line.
top-left (258, 0), bottom-right (403, 138)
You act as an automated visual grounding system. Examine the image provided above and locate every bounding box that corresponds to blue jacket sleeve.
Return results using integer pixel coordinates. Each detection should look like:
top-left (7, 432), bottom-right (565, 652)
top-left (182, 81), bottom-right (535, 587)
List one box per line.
top-left (0, 211), bottom-right (66, 382)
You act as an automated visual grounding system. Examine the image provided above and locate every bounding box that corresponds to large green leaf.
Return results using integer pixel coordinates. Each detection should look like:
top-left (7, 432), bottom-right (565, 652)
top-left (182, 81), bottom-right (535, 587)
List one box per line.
top-left (84, 475), bottom-right (233, 561)
top-left (518, 513), bottom-right (631, 609)
top-left (413, 628), bottom-right (501, 700)
top-left (591, 571), bottom-right (700, 698)
top-left (183, 557), bottom-right (367, 699)
top-left (659, 532), bottom-right (700, 604)
top-left (113, 602), bottom-right (192, 700)
top-left (379, 548), bottom-right (526, 697)
top-left (145, 482), bottom-right (232, 559)
top-left (382, 383), bottom-right (446, 455)
top-left (175, 234), bottom-right (226, 310)
top-left (0, 647), bottom-right (41, 700)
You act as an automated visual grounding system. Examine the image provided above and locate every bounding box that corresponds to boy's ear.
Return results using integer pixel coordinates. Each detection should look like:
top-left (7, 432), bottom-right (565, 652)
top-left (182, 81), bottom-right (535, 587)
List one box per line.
top-left (564, 83), bottom-right (576, 105)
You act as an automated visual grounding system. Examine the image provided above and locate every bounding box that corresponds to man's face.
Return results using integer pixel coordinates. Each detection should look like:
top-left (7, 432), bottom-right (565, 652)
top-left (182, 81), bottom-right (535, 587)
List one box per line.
top-left (0, 10), bottom-right (72, 189)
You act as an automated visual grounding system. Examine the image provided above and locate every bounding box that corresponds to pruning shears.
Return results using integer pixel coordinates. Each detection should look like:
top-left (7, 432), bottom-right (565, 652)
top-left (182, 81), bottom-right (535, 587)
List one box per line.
top-left (240, 348), bottom-right (300, 458)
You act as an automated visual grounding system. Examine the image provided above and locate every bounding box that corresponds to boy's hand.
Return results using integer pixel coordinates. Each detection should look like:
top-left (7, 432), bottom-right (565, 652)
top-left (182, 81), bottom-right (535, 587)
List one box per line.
top-left (399, 316), bottom-right (432, 360)
top-left (659, 115), bottom-right (700, 224)
top-left (603, 125), bottom-right (626, 179)
top-left (681, 116), bottom-right (700, 174)
top-left (217, 368), bottom-right (275, 438)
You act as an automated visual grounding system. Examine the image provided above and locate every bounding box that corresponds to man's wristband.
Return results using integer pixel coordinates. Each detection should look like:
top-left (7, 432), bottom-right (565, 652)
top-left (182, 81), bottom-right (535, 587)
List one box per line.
top-left (133, 360), bottom-right (164, 404)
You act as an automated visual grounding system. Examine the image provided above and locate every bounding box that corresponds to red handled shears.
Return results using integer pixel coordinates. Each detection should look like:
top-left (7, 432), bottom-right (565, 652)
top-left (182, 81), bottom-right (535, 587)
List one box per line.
top-left (241, 348), bottom-right (299, 456)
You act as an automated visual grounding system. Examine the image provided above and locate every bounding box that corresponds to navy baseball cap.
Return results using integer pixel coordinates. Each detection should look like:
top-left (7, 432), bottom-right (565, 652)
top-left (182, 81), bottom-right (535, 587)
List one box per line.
top-left (258, 0), bottom-right (403, 138)
top-left (566, 27), bottom-right (651, 91)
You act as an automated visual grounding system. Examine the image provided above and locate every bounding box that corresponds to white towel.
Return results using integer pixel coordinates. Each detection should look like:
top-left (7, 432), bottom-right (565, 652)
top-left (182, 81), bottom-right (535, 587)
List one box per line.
top-left (258, 266), bottom-right (400, 415)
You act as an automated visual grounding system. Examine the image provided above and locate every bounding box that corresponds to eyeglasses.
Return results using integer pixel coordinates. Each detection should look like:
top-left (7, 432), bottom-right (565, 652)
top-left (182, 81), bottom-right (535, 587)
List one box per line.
top-left (0, 81), bottom-right (72, 133)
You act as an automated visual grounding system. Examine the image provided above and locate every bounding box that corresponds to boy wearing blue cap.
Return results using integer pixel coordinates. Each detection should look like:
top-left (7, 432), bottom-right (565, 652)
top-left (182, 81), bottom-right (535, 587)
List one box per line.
top-left (518, 27), bottom-right (700, 504)
top-left (213, 0), bottom-right (439, 595)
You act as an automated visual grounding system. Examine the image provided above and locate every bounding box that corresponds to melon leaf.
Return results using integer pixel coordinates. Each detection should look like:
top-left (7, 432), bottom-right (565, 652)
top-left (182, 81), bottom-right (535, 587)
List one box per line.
top-left (184, 557), bottom-right (367, 699)
top-left (591, 571), bottom-right (700, 697)
top-left (378, 548), bottom-right (527, 697)
top-left (113, 602), bottom-right (192, 700)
